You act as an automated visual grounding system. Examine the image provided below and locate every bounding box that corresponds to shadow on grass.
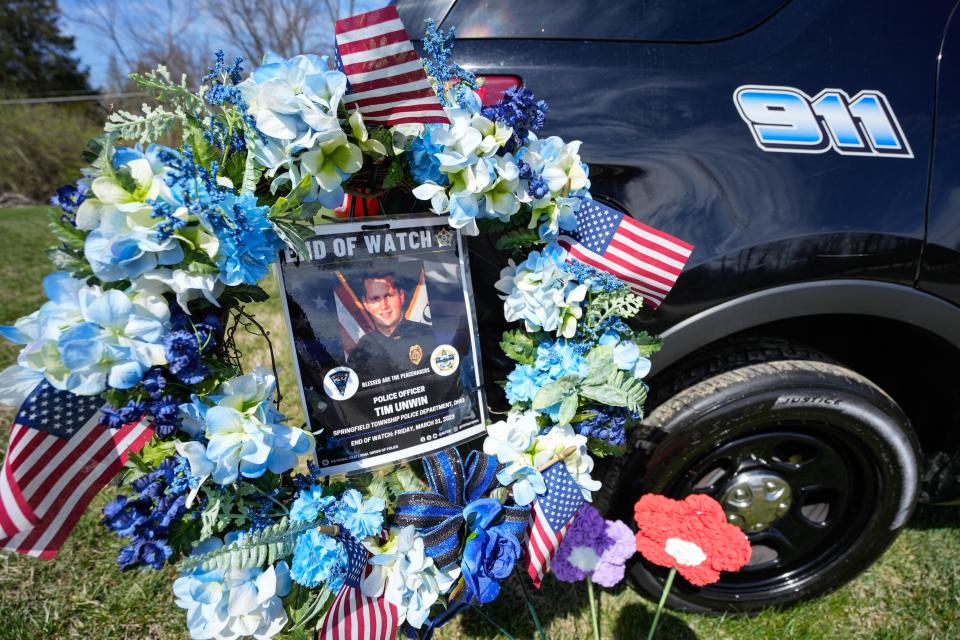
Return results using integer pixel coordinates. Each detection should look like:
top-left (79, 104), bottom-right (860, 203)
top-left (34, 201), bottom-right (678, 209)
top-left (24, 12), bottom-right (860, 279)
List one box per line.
top-left (447, 574), bottom-right (697, 640)
top-left (615, 603), bottom-right (698, 640)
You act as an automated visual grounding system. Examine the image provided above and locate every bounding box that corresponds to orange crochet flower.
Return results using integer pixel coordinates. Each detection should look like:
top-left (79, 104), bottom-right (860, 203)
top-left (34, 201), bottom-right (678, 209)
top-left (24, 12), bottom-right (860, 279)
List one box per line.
top-left (633, 493), bottom-right (751, 586)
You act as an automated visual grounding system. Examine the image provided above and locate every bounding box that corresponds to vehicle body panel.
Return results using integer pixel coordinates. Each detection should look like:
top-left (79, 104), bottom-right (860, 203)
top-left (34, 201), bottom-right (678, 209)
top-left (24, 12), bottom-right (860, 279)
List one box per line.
top-left (428, 0), bottom-right (954, 342)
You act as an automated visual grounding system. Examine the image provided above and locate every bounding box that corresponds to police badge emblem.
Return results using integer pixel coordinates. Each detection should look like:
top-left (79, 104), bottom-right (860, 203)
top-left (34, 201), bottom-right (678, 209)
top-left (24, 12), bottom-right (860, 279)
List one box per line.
top-left (409, 344), bottom-right (423, 365)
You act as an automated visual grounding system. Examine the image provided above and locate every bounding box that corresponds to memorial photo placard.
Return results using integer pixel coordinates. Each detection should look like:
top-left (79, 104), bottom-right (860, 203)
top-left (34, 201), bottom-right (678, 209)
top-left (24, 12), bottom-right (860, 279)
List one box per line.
top-left (277, 215), bottom-right (487, 475)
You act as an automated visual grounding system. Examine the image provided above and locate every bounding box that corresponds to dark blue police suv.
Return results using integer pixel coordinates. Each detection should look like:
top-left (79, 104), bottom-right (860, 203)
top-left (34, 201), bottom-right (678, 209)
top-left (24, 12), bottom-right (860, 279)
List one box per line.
top-left (400, 0), bottom-right (960, 614)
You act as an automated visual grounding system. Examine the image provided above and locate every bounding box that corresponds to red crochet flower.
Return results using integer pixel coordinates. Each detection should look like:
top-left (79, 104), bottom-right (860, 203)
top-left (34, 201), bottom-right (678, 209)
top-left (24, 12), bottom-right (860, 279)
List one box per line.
top-left (633, 493), bottom-right (752, 586)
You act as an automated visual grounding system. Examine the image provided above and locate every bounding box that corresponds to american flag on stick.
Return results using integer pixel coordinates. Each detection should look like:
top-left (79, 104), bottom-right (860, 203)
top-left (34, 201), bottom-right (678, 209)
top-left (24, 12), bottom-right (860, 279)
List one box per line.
top-left (335, 5), bottom-right (449, 126)
top-left (318, 533), bottom-right (399, 640)
top-left (0, 381), bottom-right (153, 559)
top-left (558, 200), bottom-right (694, 309)
top-left (525, 459), bottom-right (584, 588)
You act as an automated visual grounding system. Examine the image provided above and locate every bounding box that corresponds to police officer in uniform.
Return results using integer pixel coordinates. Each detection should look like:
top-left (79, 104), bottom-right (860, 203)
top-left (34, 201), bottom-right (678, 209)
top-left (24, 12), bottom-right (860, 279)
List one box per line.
top-left (347, 271), bottom-right (437, 381)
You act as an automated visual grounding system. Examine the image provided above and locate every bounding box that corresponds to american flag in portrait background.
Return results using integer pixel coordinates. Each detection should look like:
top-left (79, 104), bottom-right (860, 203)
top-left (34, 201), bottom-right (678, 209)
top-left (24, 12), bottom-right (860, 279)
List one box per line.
top-left (334, 270), bottom-right (377, 355)
top-left (0, 381), bottom-right (153, 559)
top-left (335, 5), bottom-right (449, 126)
top-left (318, 534), bottom-right (399, 640)
top-left (525, 461), bottom-right (585, 588)
top-left (558, 200), bottom-right (694, 309)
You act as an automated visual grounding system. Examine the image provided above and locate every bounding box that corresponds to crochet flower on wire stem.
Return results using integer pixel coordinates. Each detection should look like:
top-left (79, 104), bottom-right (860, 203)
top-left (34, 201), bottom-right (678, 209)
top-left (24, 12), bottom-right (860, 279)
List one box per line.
top-left (633, 493), bottom-right (751, 587)
top-left (551, 504), bottom-right (635, 588)
top-left (634, 493), bottom-right (752, 640)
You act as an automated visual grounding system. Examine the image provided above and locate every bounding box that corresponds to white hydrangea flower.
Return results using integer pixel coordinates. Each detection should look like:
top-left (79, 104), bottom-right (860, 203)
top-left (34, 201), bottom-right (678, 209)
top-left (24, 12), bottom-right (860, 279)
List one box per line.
top-left (362, 527), bottom-right (459, 629)
top-left (533, 424), bottom-right (602, 500)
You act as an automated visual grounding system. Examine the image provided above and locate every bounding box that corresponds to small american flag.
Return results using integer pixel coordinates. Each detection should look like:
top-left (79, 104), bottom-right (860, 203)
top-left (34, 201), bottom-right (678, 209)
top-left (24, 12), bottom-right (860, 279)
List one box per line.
top-left (318, 534), bottom-right (399, 640)
top-left (525, 462), bottom-right (584, 588)
top-left (558, 200), bottom-right (694, 309)
top-left (335, 5), bottom-right (449, 126)
top-left (0, 381), bottom-right (153, 559)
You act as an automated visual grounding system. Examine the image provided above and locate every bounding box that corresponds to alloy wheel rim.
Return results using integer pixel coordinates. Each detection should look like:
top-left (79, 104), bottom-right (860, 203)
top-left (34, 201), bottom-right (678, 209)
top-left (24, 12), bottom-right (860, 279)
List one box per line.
top-left (662, 425), bottom-right (879, 597)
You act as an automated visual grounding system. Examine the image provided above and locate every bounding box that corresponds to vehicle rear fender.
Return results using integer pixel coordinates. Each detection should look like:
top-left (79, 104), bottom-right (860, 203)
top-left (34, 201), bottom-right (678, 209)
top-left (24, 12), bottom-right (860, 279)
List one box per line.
top-left (653, 279), bottom-right (960, 374)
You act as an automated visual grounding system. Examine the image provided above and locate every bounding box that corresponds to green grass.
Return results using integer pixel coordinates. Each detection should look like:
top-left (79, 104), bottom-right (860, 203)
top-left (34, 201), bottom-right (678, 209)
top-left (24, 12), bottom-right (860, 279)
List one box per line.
top-left (0, 207), bottom-right (958, 639)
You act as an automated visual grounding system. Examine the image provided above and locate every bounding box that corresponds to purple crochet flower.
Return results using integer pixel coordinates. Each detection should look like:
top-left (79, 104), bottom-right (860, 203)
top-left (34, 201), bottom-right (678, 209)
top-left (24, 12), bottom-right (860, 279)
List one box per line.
top-left (552, 504), bottom-right (636, 587)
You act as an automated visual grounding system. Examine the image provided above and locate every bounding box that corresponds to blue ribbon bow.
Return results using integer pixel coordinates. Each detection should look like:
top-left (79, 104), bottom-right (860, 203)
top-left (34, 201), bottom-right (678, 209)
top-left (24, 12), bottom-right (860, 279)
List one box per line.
top-left (394, 447), bottom-right (529, 570)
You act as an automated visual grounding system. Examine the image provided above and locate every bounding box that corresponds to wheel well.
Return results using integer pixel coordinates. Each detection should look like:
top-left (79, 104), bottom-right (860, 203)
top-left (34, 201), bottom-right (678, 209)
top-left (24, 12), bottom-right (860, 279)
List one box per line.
top-left (648, 314), bottom-right (960, 500)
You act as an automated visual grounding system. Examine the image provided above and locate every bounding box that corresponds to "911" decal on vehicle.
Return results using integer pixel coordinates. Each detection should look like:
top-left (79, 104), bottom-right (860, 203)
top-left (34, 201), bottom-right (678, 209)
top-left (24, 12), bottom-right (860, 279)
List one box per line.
top-left (733, 85), bottom-right (912, 158)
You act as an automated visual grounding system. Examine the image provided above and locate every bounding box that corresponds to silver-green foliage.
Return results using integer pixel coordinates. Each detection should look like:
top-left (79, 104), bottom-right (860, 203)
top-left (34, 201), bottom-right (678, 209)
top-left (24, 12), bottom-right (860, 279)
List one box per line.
top-left (584, 290), bottom-right (644, 330)
top-left (104, 65), bottom-right (205, 143)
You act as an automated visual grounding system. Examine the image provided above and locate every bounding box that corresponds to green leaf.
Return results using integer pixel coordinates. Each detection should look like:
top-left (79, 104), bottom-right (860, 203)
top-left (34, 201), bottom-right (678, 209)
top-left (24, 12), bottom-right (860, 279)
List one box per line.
top-left (218, 284), bottom-right (269, 305)
top-left (602, 371), bottom-right (650, 414)
top-left (632, 330), bottom-right (664, 357)
top-left (579, 383), bottom-right (628, 407)
top-left (46, 247), bottom-right (92, 278)
top-left (272, 219), bottom-right (315, 259)
top-left (381, 157), bottom-right (406, 189)
top-left (188, 126), bottom-right (219, 169)
top-left (139, 438), bottom-right (177, 467)
top-left (288, 175), bottom-right (314, 208)
top-left (584, 345), bottom-right (615, 386)
top-left (499, 329), bottom-right (538, 365)
top-left (81, 135), bottom-right (106, 165)
top-left (584, 290), bottom-right (645, 330)
top-left (104, 106), bottom-right (180, 144)
top-left (47, 210), bottom-right (86, 250)
top-left (199, 497), bottom-right (222, 541)
top-left (558, 393), bottom-right (579, 426)
top-left (586, 438), bottom-right (625, 458)
top-left (495, 228), bottom-right (543, 251)
top-left (532, 375), bottom-right (579, 410)
top-left (370, 127), bottom-right (395, 157)
top-left (186, 260), bottom-right (220, 275)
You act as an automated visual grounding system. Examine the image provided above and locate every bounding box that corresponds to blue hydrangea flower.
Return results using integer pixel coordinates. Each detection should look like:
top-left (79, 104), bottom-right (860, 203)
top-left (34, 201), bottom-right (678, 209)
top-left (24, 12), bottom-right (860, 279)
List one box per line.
top-left (290, 530), bottom-right (347, 590)
top-left (237, 52), bottom-right (362, 206)
top-left (495, 243), bottom-right (587, 338)
top-left (201, 192), bottom-right (285, 287)
top-left (290, 484), bottom-right (336, 523)
top-left (406, 127), bottom-right (449, 186)
top-left (505, 364), bottom-right (540, 404)
top-left (598, 332), bottom-right (652, 379)
top-left (411, 110), bottom-right (517, 235)
top-left (333, 489), bottom-right (385, 539)
top-left (534, 340), bottom-right (588, 383)
top-left (76, 144), bottom-right (187, 282)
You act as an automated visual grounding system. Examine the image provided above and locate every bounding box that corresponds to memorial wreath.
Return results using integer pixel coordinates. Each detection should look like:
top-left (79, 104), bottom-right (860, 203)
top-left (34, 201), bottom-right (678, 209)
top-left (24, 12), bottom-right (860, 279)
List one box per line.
top-left (0, 7), bottom-right (715, 640)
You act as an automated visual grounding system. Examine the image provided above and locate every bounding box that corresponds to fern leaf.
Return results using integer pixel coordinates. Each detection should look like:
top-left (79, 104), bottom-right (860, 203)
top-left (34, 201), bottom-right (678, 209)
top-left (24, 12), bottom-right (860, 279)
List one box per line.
top-left (608, 371), bottom-right (649, 415)
top-left (176, 517), bottom-right (316, 573)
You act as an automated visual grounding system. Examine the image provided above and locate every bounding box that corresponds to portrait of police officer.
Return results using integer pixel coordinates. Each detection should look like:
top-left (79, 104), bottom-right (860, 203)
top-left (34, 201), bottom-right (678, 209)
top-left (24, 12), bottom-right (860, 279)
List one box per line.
top-left (346, 270), bottom-right (437, 381)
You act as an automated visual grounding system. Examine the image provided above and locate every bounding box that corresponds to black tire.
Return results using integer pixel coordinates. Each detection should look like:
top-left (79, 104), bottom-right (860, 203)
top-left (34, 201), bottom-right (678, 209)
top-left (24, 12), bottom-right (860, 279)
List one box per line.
top-left (616, 358), bottom-right (920, 613)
